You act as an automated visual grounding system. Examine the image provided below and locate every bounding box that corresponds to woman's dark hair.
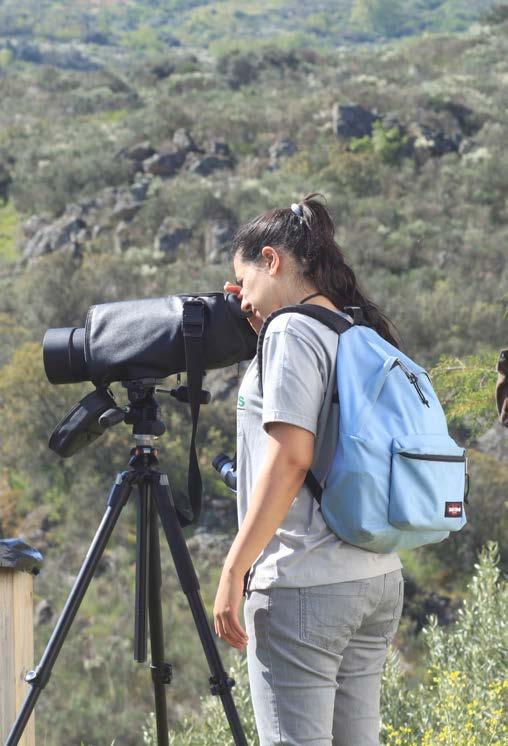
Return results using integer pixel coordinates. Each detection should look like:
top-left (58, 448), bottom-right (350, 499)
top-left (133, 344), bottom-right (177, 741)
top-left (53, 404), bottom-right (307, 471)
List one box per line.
top-left (230, 192), bottom-right (403, 349)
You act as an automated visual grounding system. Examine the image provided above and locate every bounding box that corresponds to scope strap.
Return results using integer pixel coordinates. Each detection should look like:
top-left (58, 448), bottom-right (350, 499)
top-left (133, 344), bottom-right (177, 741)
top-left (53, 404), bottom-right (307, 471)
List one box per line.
top-left (181, 299), bottom-right (206, 526)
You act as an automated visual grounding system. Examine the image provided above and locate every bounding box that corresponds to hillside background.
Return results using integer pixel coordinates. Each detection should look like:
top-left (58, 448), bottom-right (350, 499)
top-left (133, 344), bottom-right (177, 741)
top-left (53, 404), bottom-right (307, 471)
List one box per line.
top-left (0, 1), bottom-right (507, 744)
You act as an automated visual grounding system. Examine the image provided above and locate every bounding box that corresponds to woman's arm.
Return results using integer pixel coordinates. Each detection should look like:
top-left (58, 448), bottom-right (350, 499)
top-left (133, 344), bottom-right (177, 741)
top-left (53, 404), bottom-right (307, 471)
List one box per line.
top-left (213, 421), bottom-right (315, 648)
top-left (223, 420), bottom-right (315, 577)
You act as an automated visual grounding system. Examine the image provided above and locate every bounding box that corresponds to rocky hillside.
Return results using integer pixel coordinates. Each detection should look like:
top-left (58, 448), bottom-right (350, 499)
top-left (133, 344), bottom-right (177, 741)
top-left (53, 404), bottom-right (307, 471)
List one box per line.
top-left (0, 3), bottom-right (507, 744)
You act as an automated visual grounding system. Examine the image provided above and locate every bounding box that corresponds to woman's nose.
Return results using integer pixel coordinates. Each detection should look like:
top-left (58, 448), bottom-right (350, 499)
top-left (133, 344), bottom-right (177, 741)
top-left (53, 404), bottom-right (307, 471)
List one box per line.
top-left (240, 296), bottom-right (252, 313)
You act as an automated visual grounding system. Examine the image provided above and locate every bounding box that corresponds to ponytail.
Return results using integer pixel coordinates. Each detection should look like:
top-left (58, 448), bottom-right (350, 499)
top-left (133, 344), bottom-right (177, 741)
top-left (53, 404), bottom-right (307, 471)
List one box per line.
top-left (230, 192), bottom-right (403, 350)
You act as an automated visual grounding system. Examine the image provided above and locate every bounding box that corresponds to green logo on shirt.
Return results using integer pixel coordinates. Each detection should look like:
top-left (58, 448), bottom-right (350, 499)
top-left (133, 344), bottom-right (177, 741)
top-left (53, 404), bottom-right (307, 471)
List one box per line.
top-left (237, 395), bottom-right (246, 410)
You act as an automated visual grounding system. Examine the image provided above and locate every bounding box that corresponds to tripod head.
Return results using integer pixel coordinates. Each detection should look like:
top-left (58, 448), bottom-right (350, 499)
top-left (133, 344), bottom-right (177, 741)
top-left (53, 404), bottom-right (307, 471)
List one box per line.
top-left (99, 379), bottom-right (166, 441)
top-left (98, 378), bottom-right (212, 445)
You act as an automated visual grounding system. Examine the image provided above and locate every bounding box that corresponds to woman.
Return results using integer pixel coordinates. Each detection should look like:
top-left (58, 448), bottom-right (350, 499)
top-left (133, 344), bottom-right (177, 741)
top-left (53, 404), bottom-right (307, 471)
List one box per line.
top-left (213, 193), bottom-right (404, 746)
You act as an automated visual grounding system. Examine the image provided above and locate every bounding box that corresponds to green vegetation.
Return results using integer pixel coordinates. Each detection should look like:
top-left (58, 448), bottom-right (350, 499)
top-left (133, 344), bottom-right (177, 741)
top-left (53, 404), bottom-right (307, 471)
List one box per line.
top-left (0, 202), bottom-right (21, 262)
top-left (381, 543), bottom-right (508, 745)
top-left (0, 1), bottom-right (506, 743)
top-left (0, 1), bottom-right (499, 50)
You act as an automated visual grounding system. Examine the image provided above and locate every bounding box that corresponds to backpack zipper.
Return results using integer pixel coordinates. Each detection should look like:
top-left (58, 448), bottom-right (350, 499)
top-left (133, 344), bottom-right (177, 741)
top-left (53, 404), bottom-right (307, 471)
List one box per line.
top-left (398, 451), bottom-right (469, 502)
top-left (393, 359), bottom-right (430, 407)
top-left (398, 451), bottom-right (465, 462)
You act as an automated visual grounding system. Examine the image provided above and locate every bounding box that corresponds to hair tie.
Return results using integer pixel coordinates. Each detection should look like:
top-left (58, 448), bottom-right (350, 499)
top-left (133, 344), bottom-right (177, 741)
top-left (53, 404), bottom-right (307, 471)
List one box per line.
top-left (290, 203), bottom-right (304, 224)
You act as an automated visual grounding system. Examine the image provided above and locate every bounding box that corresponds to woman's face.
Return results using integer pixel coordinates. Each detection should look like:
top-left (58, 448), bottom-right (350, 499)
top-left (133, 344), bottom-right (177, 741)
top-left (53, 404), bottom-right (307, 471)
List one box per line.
top-left (232, 250), bottom-right (273, 321)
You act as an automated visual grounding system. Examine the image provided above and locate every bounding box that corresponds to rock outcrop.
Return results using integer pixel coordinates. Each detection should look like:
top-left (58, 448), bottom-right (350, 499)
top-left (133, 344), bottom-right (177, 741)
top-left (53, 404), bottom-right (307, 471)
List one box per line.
top-left (143, 149), bottom-right (187, 178)
top-left (332, 103), bottom-right (380, 138)
top-left (186, 152), bottom-right (234, 176)
top-left (269, 139), bottom-right (297, 170)
top-left (204, 217), bottom-right (237, 263)
top-left (332, 100), bottom-right (483, 165)
top-left (7, 39), bottom-right (102, 71)
top-left (23, 212), bottom-right (88, 260)
top-left (0, 163), bottom-right (13, 205)
top-left (154, 218), bottom-right (192, 262)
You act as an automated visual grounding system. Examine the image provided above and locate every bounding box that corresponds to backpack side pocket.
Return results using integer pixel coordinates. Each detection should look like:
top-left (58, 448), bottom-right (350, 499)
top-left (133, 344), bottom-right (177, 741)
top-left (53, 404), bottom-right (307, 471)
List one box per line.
top-left (388, 433), bottom-right (467, 532)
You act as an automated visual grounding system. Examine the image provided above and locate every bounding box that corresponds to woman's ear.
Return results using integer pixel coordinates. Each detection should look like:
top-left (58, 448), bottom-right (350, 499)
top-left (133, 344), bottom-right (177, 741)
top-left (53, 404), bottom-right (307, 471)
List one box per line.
top-left (261, 245), bottom-right (281, 276)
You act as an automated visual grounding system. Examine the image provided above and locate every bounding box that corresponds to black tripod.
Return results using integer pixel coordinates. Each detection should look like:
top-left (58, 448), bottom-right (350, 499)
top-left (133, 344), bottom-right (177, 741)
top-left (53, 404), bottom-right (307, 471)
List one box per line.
top-left (5, 381), bottom-right (247, 746)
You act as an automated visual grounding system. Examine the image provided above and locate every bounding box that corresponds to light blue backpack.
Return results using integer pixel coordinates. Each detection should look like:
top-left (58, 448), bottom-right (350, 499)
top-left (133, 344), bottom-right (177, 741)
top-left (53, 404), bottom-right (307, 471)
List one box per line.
top-left (257, 304), bottom-right (469, 554)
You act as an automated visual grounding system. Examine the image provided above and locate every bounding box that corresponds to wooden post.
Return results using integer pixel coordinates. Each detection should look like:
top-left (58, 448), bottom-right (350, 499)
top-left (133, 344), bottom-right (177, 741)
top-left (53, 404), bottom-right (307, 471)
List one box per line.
top-left (0, 539), bottom-right (43, 746)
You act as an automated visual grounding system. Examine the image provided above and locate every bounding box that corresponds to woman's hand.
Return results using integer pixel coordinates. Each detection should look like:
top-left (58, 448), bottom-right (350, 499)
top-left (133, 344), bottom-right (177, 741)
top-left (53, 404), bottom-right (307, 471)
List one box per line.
top-left (213, 566), bottom-right (249, 650)
top-left (224, 281), bottom-right (264, 335)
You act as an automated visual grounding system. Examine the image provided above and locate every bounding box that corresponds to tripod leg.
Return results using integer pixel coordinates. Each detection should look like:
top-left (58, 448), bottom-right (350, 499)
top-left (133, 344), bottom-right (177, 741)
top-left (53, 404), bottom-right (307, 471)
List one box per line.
top-left (134, 480), bottom-right (150, 662)
top-left (4, 471), bottom-right (134, 746)
top-left (146, 496), bottom-right (171, 746)
top-left (151, 473), bottom-right (248, 746)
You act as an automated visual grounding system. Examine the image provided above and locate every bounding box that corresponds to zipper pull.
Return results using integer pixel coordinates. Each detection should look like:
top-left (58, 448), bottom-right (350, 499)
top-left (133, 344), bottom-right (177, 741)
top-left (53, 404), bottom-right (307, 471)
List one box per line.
top-left (413, 378), bottom-right (430, 407)
top-left (396, 359), bottom-right (430, 407)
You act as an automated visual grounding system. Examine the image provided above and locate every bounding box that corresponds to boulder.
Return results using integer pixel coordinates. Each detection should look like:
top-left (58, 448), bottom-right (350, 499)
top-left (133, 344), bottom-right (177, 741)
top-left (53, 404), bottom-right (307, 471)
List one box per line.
top-left (35, 599), bottom-right (54, 626)
top-left (83, 30), bottom-right (111, 46)
top-left (432, 101), bottom-right (483, 137)
top-left (332, 103), bottom-right (380, 139)
top-left (114, 221), bottom-right (133, 252)
top-left (186, 531), bottom-right (233, 565)
top-left (0, 162), bottom-right (12, 205)
top-left (95, 186), bottom-right (119, 211)
top-left (94, 550), bottom-right (116, 578)
top-left (130, 175), bottom-right (152, 203)
top-left (172, 128), bottom-right (201, 153)
top-left (150, 60), bottom-right (175, 80)
top-left (268, 139), bottom-right (297, 169)
top-left (380, 112), bottom-right (405, 136)
top-left (111, 198), bottom-right (143, 222)
top-left (210, 140), bottom-right (231, 157)
top-left (185, 152), bottom-right (234, 176)
top-left (159, 33), bottom-right (182, 48)
top-left (190, 487), bottom-right (237, 536)
top-left (91, 223), bottom-right (105, 241)
top-left (475, 424), bottom-right (508, 461)
top-left (143, 149), bottom-right (186, 177)
top-left (17, 505), bottom-right (54, 555)
top-left (407, 109), bottom-right (463, 165)
top-left (204, 218), bottom-right (237, 263)
top-left (22, 214), bottom-right (50, 239)
top-left (217, 50), bottom-right (260, 89)
top-left (154, 218), bottom-right (192, 262)
top-left (458, 138), bottom-right (478, 156)
top-left (22, 214), bottom-right (88, 260)
top-left (7, 40), bottom-right (101, 72)
top-left (124, 140), bottom-right (156, 162)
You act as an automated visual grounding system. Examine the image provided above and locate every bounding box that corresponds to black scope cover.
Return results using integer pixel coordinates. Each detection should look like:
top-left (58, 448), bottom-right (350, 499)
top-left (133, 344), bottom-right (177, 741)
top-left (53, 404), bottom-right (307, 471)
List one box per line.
top-left (86, 292), bottom-right (257, 385)
top-left (43, 292), bottom-right (257, 385)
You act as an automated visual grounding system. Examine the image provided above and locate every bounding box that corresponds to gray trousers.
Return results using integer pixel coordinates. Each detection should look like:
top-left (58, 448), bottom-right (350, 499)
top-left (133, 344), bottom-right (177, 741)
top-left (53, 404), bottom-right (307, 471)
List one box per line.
top-left (243, 569), bottom-right (404, 746)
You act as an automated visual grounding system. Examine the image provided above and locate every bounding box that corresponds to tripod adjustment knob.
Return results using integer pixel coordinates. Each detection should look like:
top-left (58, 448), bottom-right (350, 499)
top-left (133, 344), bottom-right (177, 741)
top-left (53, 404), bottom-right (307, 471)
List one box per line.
top-left (150, 662), bottom-right (173, 686)
top-left (209, 674), bottom-right (236, 696)
top-left (99, 407), bottom-right (127, 428)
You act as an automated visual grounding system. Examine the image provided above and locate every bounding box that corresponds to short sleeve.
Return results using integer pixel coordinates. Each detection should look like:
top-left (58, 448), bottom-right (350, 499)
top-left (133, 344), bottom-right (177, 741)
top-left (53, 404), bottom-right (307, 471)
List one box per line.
top-left (261, 329), bottom-right (327, 436)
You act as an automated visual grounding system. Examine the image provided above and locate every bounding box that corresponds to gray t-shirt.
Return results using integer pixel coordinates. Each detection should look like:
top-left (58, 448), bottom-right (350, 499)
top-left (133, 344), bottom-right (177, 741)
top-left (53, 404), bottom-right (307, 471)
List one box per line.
top-left (236, 310), bottom-right (402, 591)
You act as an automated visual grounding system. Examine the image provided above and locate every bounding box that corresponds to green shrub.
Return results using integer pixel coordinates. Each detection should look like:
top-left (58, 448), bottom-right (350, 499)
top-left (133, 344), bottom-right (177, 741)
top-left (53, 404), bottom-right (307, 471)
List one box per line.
top-left (381, 542), bottom-right (507, 745)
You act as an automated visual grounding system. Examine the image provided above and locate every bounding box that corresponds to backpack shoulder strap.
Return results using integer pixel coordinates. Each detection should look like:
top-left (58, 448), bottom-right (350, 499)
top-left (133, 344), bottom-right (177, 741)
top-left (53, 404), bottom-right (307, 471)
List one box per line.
top-left (256, 304), bottom-right (372, 509)
top-left (256, 304), bottom-right (355, 395)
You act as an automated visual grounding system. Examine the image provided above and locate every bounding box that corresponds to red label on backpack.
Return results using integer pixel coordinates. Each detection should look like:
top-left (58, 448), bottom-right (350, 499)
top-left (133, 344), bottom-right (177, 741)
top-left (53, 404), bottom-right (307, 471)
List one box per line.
top-left (445, 502), bottom-right (463, 518)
